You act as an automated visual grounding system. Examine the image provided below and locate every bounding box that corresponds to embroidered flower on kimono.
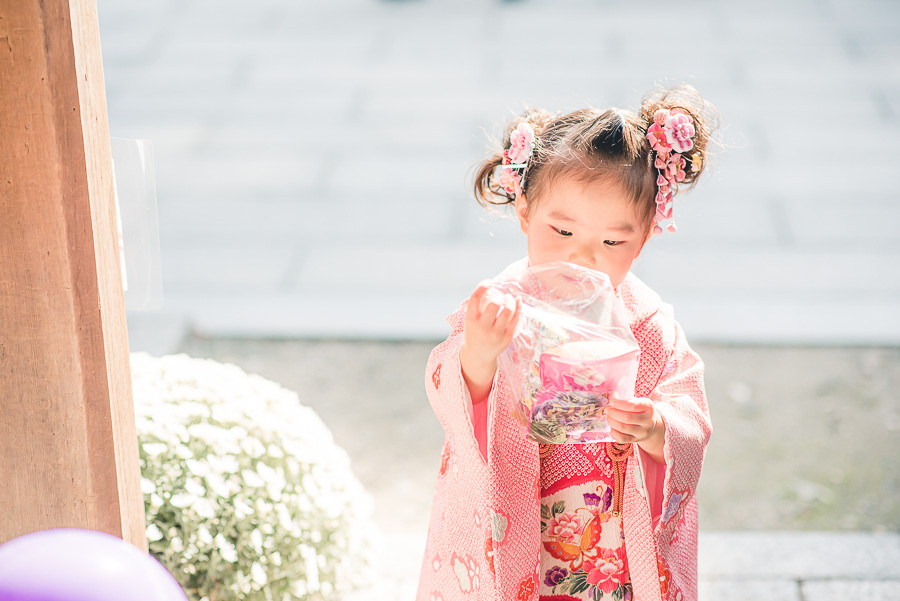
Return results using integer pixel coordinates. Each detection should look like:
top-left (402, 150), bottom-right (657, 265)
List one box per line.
top-left (429, 593), bottom-right (444, 601)
top-left (516, 576), bottom-right (537, 601)
top-left (439, 442), bottom-right (451, 476)
top-left (484, 537), bottom-right (495, 576)
top-left (451, 554), bottom-right (479, 592)
top-left (431, 363), bottom-right (441, 389)
top-left (661, 356), bottom-right (677, 377)
top-left (507, 122), bottom-right (536, 165)
top-left (662, 491), bottom-right (685, 525)
top-left (543, 566), bottom-right (568, 587)
top-left (491, 511), bottom-right (508, 543)
top-left (657, 559), bottom-right (672, 598)
top-left (546, 511), bottom-right (585, 543)
top-left (584, 549), bottom-right (626, 594)
top-left (583, 488), bottom-right (613, 514)
top-left (664, 110), bottom-right (696, 154)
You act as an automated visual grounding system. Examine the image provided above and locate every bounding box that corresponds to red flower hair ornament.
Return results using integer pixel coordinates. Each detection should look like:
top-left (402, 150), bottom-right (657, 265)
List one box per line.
top-left (646, 108), bottom-right (702, 235)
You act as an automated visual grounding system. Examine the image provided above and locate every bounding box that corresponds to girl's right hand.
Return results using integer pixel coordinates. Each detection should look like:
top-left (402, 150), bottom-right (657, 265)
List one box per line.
top-left (459, 281), bottom-right (521, 404)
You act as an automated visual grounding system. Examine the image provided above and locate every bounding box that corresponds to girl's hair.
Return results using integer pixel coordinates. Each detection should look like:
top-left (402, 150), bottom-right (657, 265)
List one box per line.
top-left (473, 84), bottom-right (720, 232)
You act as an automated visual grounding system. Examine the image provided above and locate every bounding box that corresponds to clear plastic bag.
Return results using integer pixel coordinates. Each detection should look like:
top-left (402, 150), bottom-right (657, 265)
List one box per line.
top-left (493, 261), bottom-right (640, 444)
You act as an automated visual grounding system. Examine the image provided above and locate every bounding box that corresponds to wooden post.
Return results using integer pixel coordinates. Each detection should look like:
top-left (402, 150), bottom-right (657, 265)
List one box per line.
top-left (0, 0), bottom-right (147, 549)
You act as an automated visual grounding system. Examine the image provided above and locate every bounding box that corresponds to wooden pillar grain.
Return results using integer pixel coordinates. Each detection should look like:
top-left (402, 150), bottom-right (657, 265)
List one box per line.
top-left (0, 0), bottom-right (147, 549)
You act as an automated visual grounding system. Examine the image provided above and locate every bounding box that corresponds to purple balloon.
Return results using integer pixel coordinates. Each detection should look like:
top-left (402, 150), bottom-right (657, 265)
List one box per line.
top-left (0, 528), bottom-right (188, 601)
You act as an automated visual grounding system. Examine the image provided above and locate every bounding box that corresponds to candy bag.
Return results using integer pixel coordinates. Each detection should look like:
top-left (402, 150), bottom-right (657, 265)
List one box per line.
top-left (492, 261), bottom-right (640, 444)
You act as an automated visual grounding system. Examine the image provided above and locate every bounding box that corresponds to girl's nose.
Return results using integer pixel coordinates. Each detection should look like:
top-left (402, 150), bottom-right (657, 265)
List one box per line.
top-left (569, 247), bottom-right (596, 269)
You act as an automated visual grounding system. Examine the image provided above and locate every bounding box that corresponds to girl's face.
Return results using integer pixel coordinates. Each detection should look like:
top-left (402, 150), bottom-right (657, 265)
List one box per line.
top-left (515, 177), bottom-right (650, 288)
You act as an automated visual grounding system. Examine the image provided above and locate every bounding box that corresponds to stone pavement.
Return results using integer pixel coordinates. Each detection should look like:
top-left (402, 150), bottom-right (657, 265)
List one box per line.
top-left (173, 337), bottom-right (900, 600)
top-left (96, 0), bottom-right (900, 349)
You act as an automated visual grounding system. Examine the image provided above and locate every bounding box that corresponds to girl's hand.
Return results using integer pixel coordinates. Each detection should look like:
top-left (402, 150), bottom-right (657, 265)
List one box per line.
top-left (459, 281), bottom-right (522, 404)
top-left (606, 397), bottom-right (666, 464)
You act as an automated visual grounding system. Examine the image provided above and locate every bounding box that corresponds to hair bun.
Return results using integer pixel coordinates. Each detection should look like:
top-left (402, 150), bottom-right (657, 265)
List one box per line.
top-left (639, 84), bottom-right (719, 186)
top-left (507, 107), bottom-right (557, 142)
top-left (472, 106), bottom-right (559, 207)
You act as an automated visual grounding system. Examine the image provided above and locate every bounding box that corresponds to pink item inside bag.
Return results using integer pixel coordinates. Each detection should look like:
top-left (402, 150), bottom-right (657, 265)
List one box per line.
top-left (533, 340), bottom-right (640, 443)
top-left (493, 262), bottom-right (641, 444)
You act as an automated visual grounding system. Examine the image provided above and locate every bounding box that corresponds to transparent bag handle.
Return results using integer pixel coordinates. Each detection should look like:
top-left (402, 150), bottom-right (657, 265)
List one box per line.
top-left (111, 138), bottom-right (164, 310)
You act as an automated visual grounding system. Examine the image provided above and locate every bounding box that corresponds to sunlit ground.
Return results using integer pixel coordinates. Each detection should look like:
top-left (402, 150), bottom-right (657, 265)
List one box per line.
top-left (179, 337), bottom-right (900, 534)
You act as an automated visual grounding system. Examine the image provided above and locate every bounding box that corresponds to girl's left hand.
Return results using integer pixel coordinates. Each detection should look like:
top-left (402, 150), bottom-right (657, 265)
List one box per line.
top-left (606, 397), bottom-right (666, 464)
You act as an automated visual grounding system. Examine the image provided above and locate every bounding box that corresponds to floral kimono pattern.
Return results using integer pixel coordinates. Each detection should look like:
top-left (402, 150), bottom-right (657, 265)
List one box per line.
top-left (417, 258), bottom-right (711, 601)
top-left (539, 442), bottom-right (633, 601)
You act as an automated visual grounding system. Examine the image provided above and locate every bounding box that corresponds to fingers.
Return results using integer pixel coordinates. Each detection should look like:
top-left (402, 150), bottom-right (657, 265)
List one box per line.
top-left (492, 294), bottom-right (515, 332)
top-left (476, 288), bottom-right (518, 330)
top-left (467, 280), bottom-right (492, 320)
top-left (462, 284), bottom-right (521, 374)
top-left (465, 283), bottom-right (521, 356)
top-left (607, 400), bottom-right (653, 442)
top-left (607, 412), bottom-right (637, 443)
top-left (607, 408), bottom-right (651, 429)
top-left (608, 397), bottom-right (662, 445)
top-left (607, 415), bottom-right (637, 442)
top-left (607, 396), bottom-right (651, 413)
top-left (505, 296), bottom-right (522, 337)
top-left (609, 427), bottom-right (632, 444)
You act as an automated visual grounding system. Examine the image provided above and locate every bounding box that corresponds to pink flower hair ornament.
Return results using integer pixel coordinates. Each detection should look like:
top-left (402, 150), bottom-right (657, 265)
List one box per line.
top-left (646, 108), bottom-right (702, 235)
top-left (491, 122), bottom-right (536, 198)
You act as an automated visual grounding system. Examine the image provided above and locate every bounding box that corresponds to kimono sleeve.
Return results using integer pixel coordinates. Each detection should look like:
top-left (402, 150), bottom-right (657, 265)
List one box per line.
top-left (424, 302), bottom-right (492, 464)
top-left (636, 314), bottom-right (712, 535)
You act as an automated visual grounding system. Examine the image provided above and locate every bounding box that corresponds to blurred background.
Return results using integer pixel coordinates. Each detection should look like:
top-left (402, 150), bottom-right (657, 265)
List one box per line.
top-left (100, 0), bottom-right (899, 597)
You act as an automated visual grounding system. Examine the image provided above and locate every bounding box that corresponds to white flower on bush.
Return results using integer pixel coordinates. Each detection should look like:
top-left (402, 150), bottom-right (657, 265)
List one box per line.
top-left (131, 352), bottom-right (376, 601)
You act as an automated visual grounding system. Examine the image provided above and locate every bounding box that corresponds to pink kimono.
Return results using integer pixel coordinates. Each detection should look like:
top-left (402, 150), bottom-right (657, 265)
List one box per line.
top-left (416, 259), bottom-right (712, 601)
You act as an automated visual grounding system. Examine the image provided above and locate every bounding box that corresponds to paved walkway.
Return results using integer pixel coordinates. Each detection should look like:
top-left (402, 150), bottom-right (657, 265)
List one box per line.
top-left (97, 0), bottom-right (900, 349)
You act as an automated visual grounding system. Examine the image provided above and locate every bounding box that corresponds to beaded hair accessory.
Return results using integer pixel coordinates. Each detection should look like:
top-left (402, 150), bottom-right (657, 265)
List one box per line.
top-left (646, 108), bottom-right (702, 234)
top-left (491, 122), bottom-right (536, 198)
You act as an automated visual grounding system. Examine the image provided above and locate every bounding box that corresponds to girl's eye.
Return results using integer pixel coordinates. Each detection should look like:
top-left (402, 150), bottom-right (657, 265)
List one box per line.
top-left (552, 227), bottom-right (572, 237)
top-left (604, 240), bottom-right (623, 246)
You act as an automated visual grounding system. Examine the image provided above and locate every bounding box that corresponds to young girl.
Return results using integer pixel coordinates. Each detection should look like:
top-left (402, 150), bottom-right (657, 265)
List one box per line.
top-left (417, 85), bottom-right (716, 601)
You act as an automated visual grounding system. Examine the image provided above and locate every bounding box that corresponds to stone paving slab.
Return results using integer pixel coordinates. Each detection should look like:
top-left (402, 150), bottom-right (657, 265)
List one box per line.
top-left (342, 536), bottom-right (900, 601)
top-left (698, 532), bottom-right (900, 580)
top-left (150, 292), bottom-right (467, 339)
top-left (141, 243), bottom-right (900, 344)
top-left (698, 580), bottom-right (801, 601)
top-left (341, 532), bottom-right (900, 601)
top-left (802, 581), bottom-right (900, 601)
